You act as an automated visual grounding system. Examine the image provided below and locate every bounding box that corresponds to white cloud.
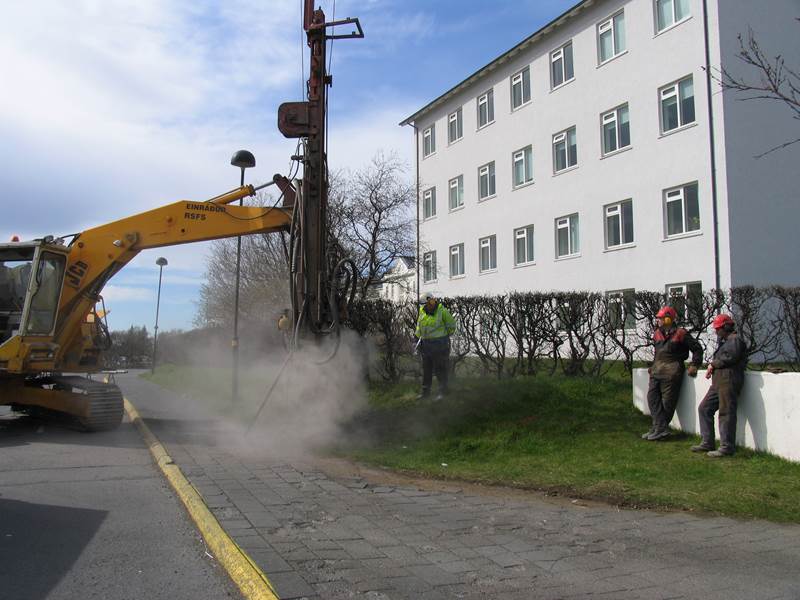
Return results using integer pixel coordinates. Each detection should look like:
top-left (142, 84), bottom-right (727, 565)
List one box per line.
top-left (102, 285), bottom-right (155, 302)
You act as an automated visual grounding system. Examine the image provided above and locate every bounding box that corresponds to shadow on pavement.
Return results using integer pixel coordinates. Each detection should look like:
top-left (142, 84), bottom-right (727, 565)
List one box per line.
top-left (0, 412), bottom-right (143, 450)
top-left (0, 497), bottom-right (107, 600)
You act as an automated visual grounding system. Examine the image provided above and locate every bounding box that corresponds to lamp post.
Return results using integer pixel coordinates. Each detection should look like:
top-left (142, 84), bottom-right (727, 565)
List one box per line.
top-left (151, 257), bottom-right (168, 374)
top-left (230, 150), bottom-right (256, 404)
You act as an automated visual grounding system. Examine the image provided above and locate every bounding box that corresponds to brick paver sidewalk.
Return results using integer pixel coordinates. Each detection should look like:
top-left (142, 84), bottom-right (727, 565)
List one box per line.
top-left (119, 374), bottom-right (800, 600)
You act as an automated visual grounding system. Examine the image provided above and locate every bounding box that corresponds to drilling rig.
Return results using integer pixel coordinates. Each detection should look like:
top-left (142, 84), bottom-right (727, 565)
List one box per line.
top-left (0, 2), bottom-right (363, 430)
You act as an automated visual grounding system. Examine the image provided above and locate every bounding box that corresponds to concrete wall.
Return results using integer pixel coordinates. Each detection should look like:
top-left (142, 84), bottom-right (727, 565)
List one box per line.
top-left (416, 0), bottom-right (721, 298)
top-left (632, 368), bottom-right (800, 462)
top-left (717, 0), bottom-right (800, 287)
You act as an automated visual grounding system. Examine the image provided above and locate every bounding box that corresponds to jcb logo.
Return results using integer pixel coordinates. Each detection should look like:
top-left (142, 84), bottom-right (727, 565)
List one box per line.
top-left (65, 261), bottom-right (89, 289)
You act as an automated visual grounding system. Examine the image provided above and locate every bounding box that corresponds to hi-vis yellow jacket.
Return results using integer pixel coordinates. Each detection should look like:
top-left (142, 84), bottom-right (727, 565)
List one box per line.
top-left (415, 303), bottom-right (456, 340)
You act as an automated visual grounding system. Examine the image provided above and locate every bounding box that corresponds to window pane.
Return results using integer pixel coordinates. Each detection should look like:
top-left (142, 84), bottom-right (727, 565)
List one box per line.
top-left (557, 226), bottom-right (569, 257)
top-left (515, 233), bottom-right (525, 264)
top-left (513, 155), bottom-right (524, 186)
top-left (603, 117), bottom-right (617, 153)
top-left (679, 78), bottom-right (695, 125)
top-left (570, 216), bottom-right (580, 253)
top-left (685, 184), bottom-right (700, 231)
top-left (657, 0), bottom-right (673, 30)
top-left (675, 0), bottom-right (690, 21)
top-left (512, 79), bottom-right (522, 108)
top-left (567, 128), bottom-right (577, 166)
top-left (622, 200), bottom-right (634, 243)
top-left (552, 53), bottom-right (563, 87)
top-left (555, 140), bottom-right (566, 171)
top-left (488, 163), bottom-right (496, 195)
top-left (614, 12), bottom-right (626, 52)
top-left (489, 236), bottom-right (497, 268)
top-left (564, 43), bottom-right (574, 80)
top-left (618, 106), bottom-right (630, 147)
top-left (526, 227), bottom-right (534, 260)
top-left (662, 92), bottom-right (678, 131)
top-left (525, 147), bottom-right (533, 181)
top-left (487, 90), bottom-right (494, 121)
top-left (607, 211), bottom-right (621, 247)
top-left (599, 27), bottom-right (613, 62)
top-left (522, 68), bottom-right (530, 103)
top-left (667, 198), bottom-right (684, 235)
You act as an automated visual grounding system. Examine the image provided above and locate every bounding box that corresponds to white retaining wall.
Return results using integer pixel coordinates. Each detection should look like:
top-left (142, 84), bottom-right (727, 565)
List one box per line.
top-left (632, 368), bottom-right (800, 462)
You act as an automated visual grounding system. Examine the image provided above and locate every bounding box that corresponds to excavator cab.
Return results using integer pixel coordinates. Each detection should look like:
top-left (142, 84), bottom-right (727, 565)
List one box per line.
top-left (0, 241), bottom-right (66, 349)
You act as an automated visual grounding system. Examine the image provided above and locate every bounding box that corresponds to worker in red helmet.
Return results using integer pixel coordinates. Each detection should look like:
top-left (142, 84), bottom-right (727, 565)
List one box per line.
top-left (691, 314), bottom-right (748, 457)
top-left (644, 305), bottom-right (703, 441)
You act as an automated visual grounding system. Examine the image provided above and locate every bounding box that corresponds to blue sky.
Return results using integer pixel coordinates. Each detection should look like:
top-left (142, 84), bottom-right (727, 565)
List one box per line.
top-left (0, 0), bottom-right (577, 332)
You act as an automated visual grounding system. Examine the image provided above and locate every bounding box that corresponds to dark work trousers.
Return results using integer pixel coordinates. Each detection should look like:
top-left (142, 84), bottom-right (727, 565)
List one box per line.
top-left (699, 370), bottom-right (744, 453)
top-left (420, 337), bottom-right (450, 395)
top-left (646, 361), bottom-right (684, 431)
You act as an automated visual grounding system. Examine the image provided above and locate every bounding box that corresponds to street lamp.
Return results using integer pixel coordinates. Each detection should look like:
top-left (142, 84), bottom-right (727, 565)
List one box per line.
top-left (151, 256), bottom-right (168, 375)
top-left (230, 150), bottom-right (256, 404)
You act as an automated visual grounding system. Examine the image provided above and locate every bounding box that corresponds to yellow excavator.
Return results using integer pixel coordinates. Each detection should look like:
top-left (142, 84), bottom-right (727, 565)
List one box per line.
top-left (0, 1), bottom-right (362, 430)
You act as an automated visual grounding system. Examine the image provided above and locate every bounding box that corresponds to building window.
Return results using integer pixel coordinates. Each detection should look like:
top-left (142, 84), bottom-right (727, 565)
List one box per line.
top-left (448, 108), bottom-right (463, 144)
top-left (423, 125), bottom-right (435, 157)
top-left (553, 127), bottom-right (577, 172)
top-left (511, 66), bottom-right (531, 110)
top-left (478, 162), bottom-right (496, 200)
top-left (423, 187), bottom-right (436, 219)
top-left (660, 76), bottom-right (695, 133)
top-left (656, 0), bottom-right (690, 32)
top-left (605, 200), bottom-right (634, 248)
top-left (514, 225), bottom-right (535, 266)
top-left (667, 282), bottom-right (703, 327)
top-left (551, 41), bottom-right (574, 89)
top-left (607, 289), bottom-right (636, 329)
top-left (448, 175), bottom-right (464, 210)
top-left (477, 89), bottom-right (494, 128)
top-left (512, 145), bottom-right (534, 187)
top-left (598, 11), bottom-right (626, 63)
top-left (664, 182), bottom-right (699, 236)
top-left (602, 104), bottom-right (630, 154)
top-left (449, 243), bottom-right (465, 277)
top-left (479, 235), bottom-right (497, 272)
top-left (556, 214), bottom-right (580, 258)
top-left (423, 251), bottom-right (437, 283)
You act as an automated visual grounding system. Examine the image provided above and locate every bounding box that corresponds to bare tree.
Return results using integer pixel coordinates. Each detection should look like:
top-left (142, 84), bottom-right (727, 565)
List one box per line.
top-left (328, 152), bottom-right (416, 297)
top-left (717, 23), bottom-right (800, 157)
top-left (195, 192), bottom-right (289, 329)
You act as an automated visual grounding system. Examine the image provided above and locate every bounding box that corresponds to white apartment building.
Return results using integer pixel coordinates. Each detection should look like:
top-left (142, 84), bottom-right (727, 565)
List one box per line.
top-left (401, 0), bottom-right (800, 307)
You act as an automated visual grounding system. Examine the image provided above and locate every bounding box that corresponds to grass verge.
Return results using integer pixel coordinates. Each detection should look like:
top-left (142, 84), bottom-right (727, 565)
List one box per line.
top-left (143, 365), bottom-right (800, 522)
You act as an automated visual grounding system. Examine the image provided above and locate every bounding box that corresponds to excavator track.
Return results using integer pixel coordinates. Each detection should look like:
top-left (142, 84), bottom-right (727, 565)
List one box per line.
top-left (40, 375), bottom-right (124, 431)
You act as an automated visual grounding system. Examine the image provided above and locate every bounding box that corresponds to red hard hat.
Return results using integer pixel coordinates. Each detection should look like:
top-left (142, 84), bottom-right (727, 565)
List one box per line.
top-left (656, 306), bottom-right (677, 320)
top-left (712, 314), bottom-right (734, 330)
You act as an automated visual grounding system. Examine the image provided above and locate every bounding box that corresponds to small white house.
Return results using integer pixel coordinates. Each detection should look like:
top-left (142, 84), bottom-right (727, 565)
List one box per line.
top-left (379, 256), bottom-right (417, 303)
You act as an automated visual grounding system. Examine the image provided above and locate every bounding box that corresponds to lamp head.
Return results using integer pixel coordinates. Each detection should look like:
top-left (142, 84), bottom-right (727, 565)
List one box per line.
top-left (230, 150), bottom-right (256, 170)
top-left (156, 257), bottom-right (168, 267)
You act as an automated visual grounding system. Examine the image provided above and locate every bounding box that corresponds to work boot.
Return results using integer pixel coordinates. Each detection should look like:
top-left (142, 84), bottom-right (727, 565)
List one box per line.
top-left (641, 427), bottom-right (656, 440)
top-left (707, 449), bottom-right (733, 458)
top-left (647, 428), bottom-right (671, 441)
top-left (690, 443), bottom-right (715, 453)
top-left (416, 391), bottom-right (430, 402)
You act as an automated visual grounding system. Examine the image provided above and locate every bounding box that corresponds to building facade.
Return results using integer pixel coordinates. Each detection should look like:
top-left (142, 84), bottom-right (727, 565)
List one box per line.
top-left (378, 256), bottom-right (417, 303)
top-left (401, 0), bottom-right (800, 306)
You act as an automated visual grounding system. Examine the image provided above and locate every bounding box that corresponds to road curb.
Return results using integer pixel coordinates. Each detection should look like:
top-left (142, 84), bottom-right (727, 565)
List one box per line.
top-left (124, 398), bottom-right (279, 600)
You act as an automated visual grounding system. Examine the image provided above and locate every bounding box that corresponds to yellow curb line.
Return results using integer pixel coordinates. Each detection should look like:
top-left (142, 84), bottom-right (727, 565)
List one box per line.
top-left (124, 398), bottom-right (279, 600)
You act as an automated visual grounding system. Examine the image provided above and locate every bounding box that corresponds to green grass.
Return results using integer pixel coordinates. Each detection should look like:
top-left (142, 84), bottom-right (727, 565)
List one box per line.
top-left (143, 365), bottom-right (800, 522)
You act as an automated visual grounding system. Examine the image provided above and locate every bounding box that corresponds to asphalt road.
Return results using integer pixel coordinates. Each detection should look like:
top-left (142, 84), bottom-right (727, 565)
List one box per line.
top-left (0, 402), bottom-right (242, 600)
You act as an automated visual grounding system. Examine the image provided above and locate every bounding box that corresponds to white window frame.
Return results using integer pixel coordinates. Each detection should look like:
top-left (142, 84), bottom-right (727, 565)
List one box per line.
top-left (550, 41), bottom-right (574, 89)
top-left (555, 214), bottom-right (580, 258)
top-left (478, 162), bottom-right (496, 200)
top-left (597, 11), bottom-right (626, 64)
top-left (449, 243), bottom-right (465, 278)
top-left (667, 281), bottom-right (703, 325)
top-left (604, 199), bottom-right (634, 249)
top-left (422, 187), bottom-right (436, 220)
top-left (510, 67), bottom-right (531, 110)
top-left (478, 235), bottom-right (497, 273)
top-left (422, 125), bottom-right (435, 157)
top-left (660, 76), bottom-right (695, 133)
top-left (422, 251), bottom-right (437, 283)
top-left (655, 0), bottom-right (690, 33)
top-left (512, 145), bottom-right (534, 188)
top-left (607, 289), bottom-right (636, 330)
top-left (448, 108), bottom-right (463, 144)
top-left (601, 104), bottom-right (631, 155)
top-left (514, 225), bottom-right (535, 266)
top-left (448, 175), bottom-right (464, 211)
top-left (664, 182), bottom-right (700, 237)
top-left (477, 89), bottom-right (494, 129)
top-left (553, 127), bottom-right (577, 173)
